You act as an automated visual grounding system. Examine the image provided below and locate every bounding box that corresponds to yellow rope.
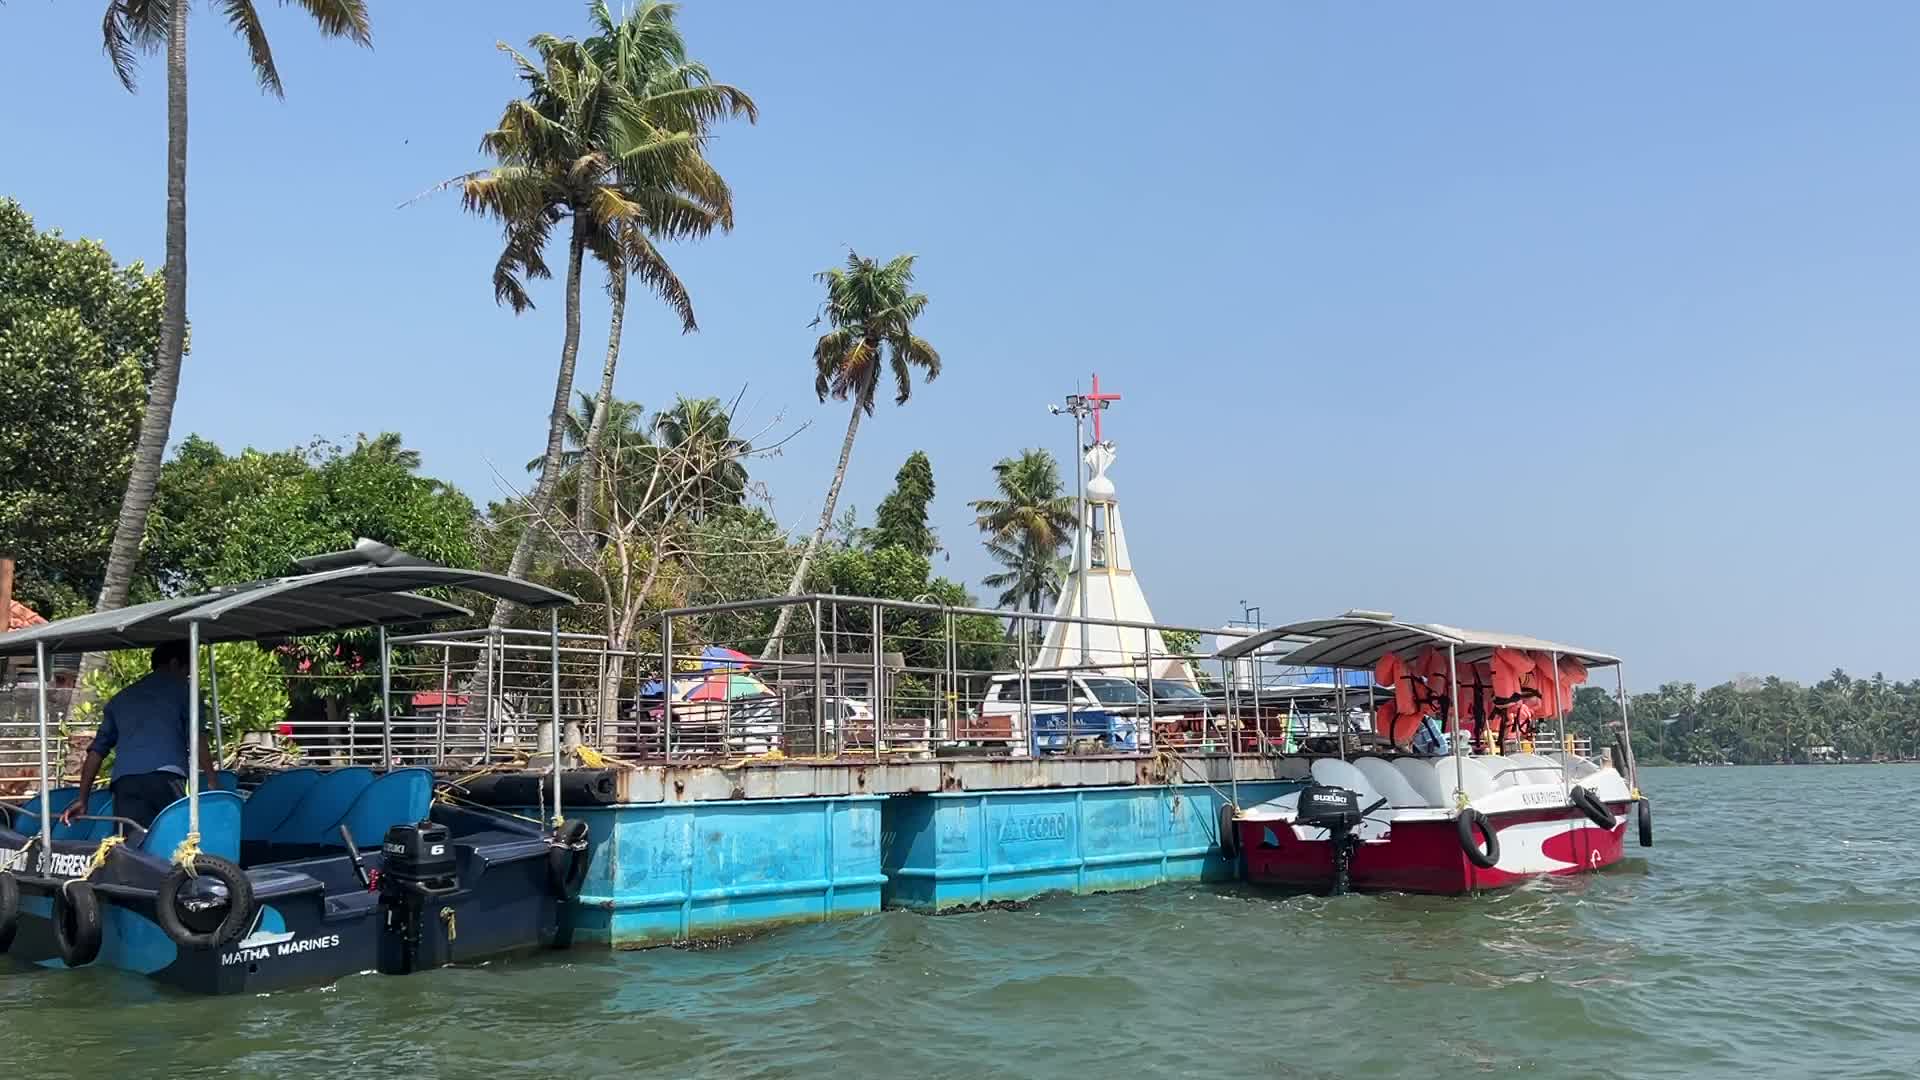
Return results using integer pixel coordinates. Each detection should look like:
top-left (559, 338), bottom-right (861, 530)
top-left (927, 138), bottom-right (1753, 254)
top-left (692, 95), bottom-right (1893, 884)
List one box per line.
top-left (171, 832), bottom-right (203, 877)
top-left (84, 834), bottom-right (125, 879)
top-left (576, 745), bottom-right (608, 768)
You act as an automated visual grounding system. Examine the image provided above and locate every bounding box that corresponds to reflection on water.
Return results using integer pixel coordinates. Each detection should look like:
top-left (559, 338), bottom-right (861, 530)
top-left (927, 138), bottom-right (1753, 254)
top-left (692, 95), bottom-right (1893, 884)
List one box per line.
top-left (3, 766), bottom-right (1917, 1079)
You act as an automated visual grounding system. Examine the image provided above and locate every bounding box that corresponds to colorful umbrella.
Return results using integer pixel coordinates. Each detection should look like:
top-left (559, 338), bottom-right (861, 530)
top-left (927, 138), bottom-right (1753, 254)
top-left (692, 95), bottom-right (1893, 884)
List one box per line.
top-left (679, 671), bottom-right (771, 702)
top-left (698, 645), bottom-right (755, 671)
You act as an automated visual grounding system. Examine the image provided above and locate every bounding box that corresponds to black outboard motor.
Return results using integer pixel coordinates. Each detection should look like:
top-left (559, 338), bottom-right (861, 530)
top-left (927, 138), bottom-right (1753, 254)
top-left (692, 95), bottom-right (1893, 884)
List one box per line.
top-left (377, 821), bottom-right (460, 975)
top-left (1293, 784), bottom-right (1388, 896)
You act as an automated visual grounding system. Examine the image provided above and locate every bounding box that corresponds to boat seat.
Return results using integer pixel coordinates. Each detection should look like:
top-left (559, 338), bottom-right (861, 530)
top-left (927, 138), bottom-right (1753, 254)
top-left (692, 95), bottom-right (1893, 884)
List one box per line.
top-left (336, 768), bottom-right (434, 847)
top-left (142, 790), bottom-right (243, 864)
top-left (11, 788), bottom-right (118, 842)
top-left (215, 770), bottom-right (241, 792)
top-left (270, 768), bottom-right (375, 846)
top-left (240, 768), bottom-right (322, 842)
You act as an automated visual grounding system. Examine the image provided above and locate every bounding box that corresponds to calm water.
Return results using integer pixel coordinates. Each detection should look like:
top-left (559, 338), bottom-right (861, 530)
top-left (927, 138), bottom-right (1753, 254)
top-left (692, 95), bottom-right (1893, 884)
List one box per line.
top-left (4, 765), bottom-right (1917, 1079)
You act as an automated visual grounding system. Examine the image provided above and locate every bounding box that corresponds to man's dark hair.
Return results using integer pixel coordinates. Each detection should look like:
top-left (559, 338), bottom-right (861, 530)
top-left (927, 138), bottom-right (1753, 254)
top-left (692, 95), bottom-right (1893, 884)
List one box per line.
top-left (151, 640), bottom-right (190, 670)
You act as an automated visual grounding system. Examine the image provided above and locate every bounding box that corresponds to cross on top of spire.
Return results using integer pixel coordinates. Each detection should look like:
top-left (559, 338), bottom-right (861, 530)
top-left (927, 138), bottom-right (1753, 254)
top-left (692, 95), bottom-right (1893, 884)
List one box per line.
top-left (1087, 372), bottom-right (1121, 444)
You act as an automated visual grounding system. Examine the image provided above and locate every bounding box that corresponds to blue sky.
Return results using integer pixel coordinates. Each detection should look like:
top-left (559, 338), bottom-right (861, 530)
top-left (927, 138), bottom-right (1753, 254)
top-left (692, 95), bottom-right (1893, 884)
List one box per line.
top-left (6, 1), bottom-right (1918, 687)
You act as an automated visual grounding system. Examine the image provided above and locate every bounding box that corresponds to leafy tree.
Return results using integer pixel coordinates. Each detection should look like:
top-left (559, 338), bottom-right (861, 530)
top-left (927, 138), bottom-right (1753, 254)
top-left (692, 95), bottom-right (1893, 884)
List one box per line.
top-left (763, 251), bottom-right (942, 656)
top-left (0, 200), bottom-right (163, 616)
top-left (980, 536), bottom-right (1066, 614)
top-left (654, 396), bottom-right (751, 521)
top-left (866, 451), bottom-right (939, 557)
top-left (92, 0), bottom-right (372, 623)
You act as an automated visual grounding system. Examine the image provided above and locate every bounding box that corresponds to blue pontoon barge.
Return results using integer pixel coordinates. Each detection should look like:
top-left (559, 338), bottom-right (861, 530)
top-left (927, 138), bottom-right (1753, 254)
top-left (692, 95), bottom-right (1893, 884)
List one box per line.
top-left (0, 542), bottom-right (591, 994)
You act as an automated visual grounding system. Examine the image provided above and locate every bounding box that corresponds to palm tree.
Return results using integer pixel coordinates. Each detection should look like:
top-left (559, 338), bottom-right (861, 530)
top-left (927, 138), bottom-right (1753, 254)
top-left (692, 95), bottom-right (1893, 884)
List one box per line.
top-left (653, 396), bottom-right (750, 519)
top-left (92, 0), bottom-right (372, 617)
top-left (526, 391), bottom-right (651, 523)
top-left (460, 6), bottom-right (752, 610)
top-left (982, 536), bottom-right (1068, 614)
top-left (969, 448), bottom-right (1077, 576)
top-left (760, 252), bottom-right (941, 657)
top-left (574, 2), bottom-right (755, 539)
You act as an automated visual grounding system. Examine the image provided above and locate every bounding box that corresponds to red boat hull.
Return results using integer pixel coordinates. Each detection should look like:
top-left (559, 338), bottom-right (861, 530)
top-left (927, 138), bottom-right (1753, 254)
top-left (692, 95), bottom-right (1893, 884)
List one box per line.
top-left (1236, 802), bottom-right (1631, 894)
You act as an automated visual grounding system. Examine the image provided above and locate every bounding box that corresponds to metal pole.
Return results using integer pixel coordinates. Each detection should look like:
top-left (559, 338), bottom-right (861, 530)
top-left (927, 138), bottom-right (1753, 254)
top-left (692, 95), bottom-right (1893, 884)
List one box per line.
top-left (188, 620), bottom-right (202, 836)
top-left (550, 609), bottom-right (563, 828)
top-left (1333, 666), bottom-right (1344, 762)
top-left (208, 645), bottom-right (224, 764)
top-left (482, 629), bottom-right (497, 764)
top-left (34, 641), bottom-right (52, 864)
top-left (1074, 409), bottom-right (1090, 665)
top-left (1550, 651), bottom-right (1566, 787)
top-left (379, 626), bottom-right (392, 768)
top-left (812, 599), bottom-right (826, 756)
top-left (1615, 665), bottom-right (1638, 789)
top-left (871, 602), bottom-right (884, 757)
top-left (660, 612), bottom-right (674, 760)
top-left (1449, 643), bottom-right (1465, 801)
top-left (1018, 615), bottom-right (1031, 755)
top-left (1226, 657), bottom-right (1239, 809)
top-left (1144, 627), bottom-right (1156, 735)
top-left (943, 608), bottom-right (956, 744)
top-left (438, 644), bottom-right (450, 761)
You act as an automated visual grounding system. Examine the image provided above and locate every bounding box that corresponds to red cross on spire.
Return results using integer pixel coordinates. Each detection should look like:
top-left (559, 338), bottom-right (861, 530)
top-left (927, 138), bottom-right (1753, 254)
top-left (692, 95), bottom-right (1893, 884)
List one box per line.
top-left (1087, 372), bottom-right (1121, 443)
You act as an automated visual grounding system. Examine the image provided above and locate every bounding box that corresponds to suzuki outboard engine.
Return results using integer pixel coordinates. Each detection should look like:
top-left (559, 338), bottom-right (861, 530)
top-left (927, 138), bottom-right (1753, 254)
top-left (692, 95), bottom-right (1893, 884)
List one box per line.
top-left (1293, 784), bottom-right (1386, 896)
top-left (377, 821), bottom-right (459, 975)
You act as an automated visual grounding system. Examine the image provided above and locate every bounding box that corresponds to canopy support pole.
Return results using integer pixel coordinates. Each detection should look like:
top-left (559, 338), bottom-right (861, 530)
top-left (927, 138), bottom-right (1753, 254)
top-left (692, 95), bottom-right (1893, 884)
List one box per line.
top-left (549, 609), bottom-right (563, 828)
top-left (1449, 643), bottom-right (1465, 803)
top-left (811, 599), bottom-right (825, 755)
top-left (1335, 666), bottom-right (1345, 761)
top-left (379, 626), bottom-right (392, 768)
top-left (34, 641), bottom-right (52, 866)
top-left (659, 613), bottom-right (674, 761)
top-left (188, 620), bottom-right (201, 837)
top-left (208, 647), bottom-right (224, 764)
top-left (1227, 655), bottom-right (1239, 810)
top-left (1550, 651), bottom-right (1565, 789)
top-left (1615, 665), bottom-right (1637, 790)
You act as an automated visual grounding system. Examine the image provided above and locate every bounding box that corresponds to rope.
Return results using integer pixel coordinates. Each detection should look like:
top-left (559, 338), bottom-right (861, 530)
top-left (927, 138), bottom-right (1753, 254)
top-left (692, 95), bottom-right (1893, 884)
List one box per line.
top-left (171, 832), bottom-right (203, 877)
top-left (83, 835), bottom-right (125, 879)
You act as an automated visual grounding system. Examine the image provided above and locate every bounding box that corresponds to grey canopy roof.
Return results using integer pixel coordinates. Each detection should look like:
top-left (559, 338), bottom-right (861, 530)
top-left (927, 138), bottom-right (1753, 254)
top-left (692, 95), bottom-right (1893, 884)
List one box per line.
top-left (1213, 614), bottom-right (1620, 669)
top-left (0, 549), bottom-right (575, 658)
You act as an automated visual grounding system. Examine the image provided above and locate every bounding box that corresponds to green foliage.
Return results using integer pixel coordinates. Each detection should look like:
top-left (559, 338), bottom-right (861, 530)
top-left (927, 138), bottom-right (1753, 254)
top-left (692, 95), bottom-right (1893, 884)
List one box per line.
top-left (971, 448), bottom-right (1076, 612)
top-left (0, 199), bottom-right (164, 614)
top-left (1159, 628), bottom-right (1202, 661)
top-left (1562, 672), bottom-right (1920, 765)
top-left (142, 432), bottom-right (478, 717)
top-left (811, 251), bottom-right (941, 412)
top-left (866, 450), bottom-right (939, 557)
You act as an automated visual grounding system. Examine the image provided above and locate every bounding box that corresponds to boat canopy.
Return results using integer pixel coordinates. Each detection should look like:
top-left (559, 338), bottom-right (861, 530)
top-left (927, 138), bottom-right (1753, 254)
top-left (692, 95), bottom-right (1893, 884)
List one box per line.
top-left (1212, 613), bottom-right (1619, 669)
top-left (0, 544), bottom-right (575, 658)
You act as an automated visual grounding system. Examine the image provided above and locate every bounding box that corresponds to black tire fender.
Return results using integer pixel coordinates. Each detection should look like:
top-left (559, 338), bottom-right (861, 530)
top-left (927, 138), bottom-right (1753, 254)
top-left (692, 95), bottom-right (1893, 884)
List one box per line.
top-left (0, 871), bottom-right (18, 953)
top-left (548, 820), bottom-right (591, 901)
top-left (1569, 785), bottom-right (1615, 829)
top-left (1457, 809), bottom-right (1500, 870)
top-left (53, 880), bottom-right (103, 967)
top-left (156, 854), bottom-right (256, 950)
top-left (1217, 803), bottom-right (1240, 860)
top-left (1637, 798), bottom-right (1654, 848)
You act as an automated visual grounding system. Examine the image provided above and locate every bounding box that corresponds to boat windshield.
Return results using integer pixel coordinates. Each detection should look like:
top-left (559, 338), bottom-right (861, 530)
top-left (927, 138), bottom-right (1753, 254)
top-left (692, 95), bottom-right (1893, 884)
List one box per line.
top-left (1083, 677), bottom-right (1147, 705)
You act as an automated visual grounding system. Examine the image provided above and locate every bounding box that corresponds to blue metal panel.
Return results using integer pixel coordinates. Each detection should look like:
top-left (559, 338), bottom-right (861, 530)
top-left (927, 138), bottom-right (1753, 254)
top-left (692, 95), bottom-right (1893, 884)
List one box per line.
top-left (567, 795), bottom-right (885, 948)
top-left (883, 781), bottom-right (1302, 912)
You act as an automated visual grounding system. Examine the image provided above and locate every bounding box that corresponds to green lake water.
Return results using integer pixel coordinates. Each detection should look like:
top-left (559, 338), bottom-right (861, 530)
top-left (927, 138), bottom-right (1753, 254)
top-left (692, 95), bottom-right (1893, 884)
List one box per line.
top-left (3, 764), bottom-right (1916, 1078)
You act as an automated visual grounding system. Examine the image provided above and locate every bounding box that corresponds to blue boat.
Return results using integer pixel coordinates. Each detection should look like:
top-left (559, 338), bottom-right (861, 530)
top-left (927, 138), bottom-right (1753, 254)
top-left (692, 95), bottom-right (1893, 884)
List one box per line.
top-left (0, 542), bottom-right (592, 994)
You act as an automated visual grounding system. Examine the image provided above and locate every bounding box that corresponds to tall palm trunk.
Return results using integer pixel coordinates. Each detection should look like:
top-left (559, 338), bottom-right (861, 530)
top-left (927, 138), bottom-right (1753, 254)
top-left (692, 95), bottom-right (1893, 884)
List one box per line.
top-left (578, 270), bottom-right (628, 545)
top-left (494, 217), bottom-right (589, 625)
top-left (759, 397), bottom-right (864, 659)
top-left (94, 1), bottom-right (189, 623)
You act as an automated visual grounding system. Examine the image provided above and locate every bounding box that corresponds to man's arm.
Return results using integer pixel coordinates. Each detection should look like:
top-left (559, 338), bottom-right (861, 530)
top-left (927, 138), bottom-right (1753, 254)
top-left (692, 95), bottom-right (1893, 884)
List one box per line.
top-left (62, 706), bottom-right (117, 826)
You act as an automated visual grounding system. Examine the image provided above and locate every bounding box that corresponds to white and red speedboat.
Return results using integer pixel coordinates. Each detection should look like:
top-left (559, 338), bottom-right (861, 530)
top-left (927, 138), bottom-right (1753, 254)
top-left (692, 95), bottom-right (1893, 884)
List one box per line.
top-left (1215, 614), bottom-right (1652, 895)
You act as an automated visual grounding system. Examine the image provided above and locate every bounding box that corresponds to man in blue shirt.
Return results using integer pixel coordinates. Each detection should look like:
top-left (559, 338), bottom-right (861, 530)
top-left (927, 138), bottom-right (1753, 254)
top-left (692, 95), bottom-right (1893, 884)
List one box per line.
top-left (61, 640), bottom-right (215, 829)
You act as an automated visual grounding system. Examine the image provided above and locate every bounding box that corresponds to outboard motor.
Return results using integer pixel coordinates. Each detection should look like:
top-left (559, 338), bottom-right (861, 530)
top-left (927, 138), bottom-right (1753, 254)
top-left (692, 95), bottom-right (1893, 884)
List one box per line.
top-left (1293, 784), bottom-right (1387, 896)
top-left (377, 821), bottom-right (460, 975)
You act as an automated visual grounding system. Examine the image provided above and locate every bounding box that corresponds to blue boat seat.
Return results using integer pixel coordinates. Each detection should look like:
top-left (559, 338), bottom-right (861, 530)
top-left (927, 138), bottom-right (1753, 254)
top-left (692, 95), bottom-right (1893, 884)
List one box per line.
top-left (12, 788), bottom-right (120, 842)
top-left (337, 768), bottom-right (434, 847)
top-left (142, 790), bottom-right (243, 864)
top-left (240, 768), bottom-right (322, 842)
top-left (215, 770), bottom-right (241, 792)
top-left (270, 768), bottom-right (374, 846)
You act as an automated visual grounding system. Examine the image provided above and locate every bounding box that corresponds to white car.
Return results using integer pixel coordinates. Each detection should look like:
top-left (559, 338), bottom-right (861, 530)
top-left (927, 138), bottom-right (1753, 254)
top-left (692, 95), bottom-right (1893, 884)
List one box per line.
top-left (965, 673), bottom-right (1146, 754)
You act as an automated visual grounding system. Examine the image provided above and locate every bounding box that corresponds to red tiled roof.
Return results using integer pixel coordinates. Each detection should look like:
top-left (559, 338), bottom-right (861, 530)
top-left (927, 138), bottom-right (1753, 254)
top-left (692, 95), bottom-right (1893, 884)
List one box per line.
top-left (6, 600), bottom-right (44, 633)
